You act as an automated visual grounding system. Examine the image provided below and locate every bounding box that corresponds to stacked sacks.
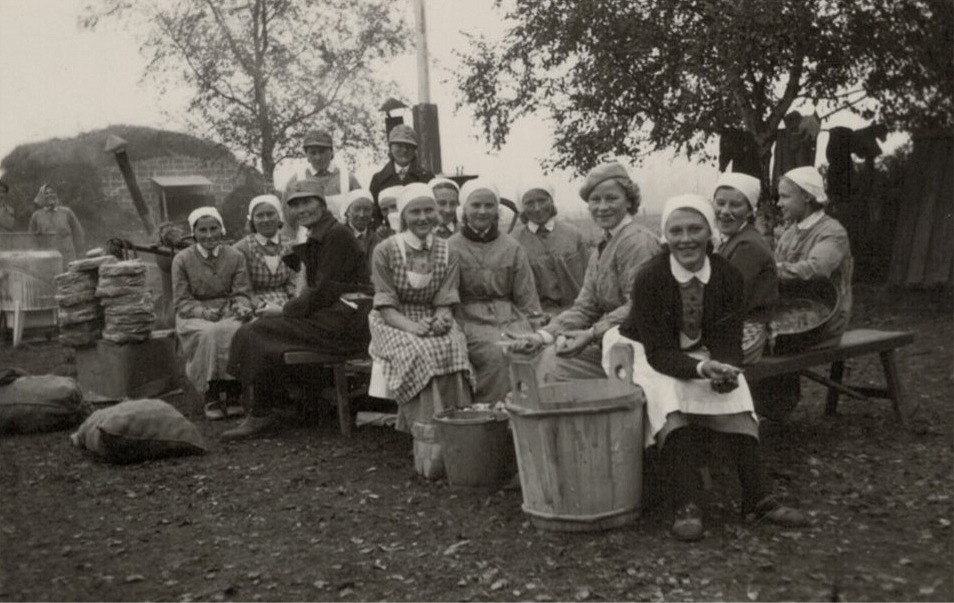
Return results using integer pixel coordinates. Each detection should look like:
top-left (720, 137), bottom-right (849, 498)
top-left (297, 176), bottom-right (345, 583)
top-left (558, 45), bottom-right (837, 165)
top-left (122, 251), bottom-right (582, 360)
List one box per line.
top-left (55, 255), bottom-right (116, 347)
top-left (96, 260), bottom-right (156, 344)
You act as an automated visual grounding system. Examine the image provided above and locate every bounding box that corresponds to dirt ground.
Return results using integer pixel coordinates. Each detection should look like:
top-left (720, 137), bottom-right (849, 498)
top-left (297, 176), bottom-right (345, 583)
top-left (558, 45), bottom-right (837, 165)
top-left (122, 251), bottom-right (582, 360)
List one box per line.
top-left (0, 284), bottom-right (951, 602)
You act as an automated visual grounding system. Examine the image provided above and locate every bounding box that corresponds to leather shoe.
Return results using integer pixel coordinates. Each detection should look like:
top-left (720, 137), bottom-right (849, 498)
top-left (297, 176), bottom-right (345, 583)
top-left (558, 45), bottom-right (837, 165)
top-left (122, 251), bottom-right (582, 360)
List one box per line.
top-left (671, 503), bottom-right (704, 541)
top-left (221, 415), bottom-right (276, 441)
top-left (748, 497), bottom-right (809, 527)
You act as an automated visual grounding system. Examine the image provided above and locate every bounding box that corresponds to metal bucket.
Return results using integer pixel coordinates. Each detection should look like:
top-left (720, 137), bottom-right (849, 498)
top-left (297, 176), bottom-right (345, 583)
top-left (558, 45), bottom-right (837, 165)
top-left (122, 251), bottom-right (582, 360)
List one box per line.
top-left (435, 409), bottom-right (516, 489)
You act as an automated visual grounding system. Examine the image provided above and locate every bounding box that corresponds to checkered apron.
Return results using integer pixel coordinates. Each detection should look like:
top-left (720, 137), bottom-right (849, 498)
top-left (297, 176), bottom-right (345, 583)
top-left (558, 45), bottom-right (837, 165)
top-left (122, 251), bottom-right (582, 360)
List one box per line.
top-left (243, 234), bottom-right (296, 306)
top-left (369, 238), bottom-right (474, 405)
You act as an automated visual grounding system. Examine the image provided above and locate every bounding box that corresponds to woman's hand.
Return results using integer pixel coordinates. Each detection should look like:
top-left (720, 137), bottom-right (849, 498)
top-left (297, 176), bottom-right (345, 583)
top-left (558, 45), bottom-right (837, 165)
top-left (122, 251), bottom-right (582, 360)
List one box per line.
top-left (555, 328), bottom-right (594, 357)
top-left (406, 320), bottom-right (431, 337)
top-left (506, 332), bottom-right (545, 355)
top-left (701, 360), bottom-right (742, 393)
top-left (431, 308), bottom-right (453, 336)
top-left (255, 302), bottom-right (283, 318)
top-left (201, 308), bottom-right (222, 322)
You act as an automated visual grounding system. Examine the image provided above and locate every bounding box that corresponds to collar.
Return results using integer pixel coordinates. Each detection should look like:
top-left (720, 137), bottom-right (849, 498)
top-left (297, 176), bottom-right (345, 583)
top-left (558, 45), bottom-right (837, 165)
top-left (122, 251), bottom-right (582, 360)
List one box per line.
top-left (306, 166), bottom-right (336, 178)
top-left (606, 214), bottom-right (633, 238)
top-left (351, 224), bottom-right (369, 238)
top-left (670, 254), bottom-right (711, 284)
top-left (401, 230), bottom-right (434, 251)
top-left (439, 221), bottom-right (457, 233)
top-left (797, 209), bottom-right (826, 230)
top-left (254, 233), bottom-right (281, 247)
top-left (196, 243), bottom-right (221, 259)
top-left (528, 218), bottom-right (555, 234)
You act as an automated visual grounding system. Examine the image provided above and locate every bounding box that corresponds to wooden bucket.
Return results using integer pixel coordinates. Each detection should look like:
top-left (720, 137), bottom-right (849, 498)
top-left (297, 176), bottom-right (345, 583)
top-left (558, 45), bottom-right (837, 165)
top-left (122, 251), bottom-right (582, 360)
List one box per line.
top-left (505, 355), bottom-right (646, 532)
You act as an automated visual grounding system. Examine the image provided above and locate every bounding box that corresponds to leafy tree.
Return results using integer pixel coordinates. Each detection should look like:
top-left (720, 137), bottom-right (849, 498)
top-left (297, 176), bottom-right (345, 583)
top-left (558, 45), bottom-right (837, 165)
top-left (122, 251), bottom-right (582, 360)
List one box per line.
top-left (456, 0), bottom-right (953, 203)
top-left (81, 0), bottom-right (410, 182)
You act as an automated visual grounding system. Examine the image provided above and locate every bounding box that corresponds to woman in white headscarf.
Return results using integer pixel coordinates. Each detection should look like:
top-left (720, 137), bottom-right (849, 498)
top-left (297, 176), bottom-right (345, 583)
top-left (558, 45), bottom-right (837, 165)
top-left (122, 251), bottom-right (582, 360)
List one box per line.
top-left (172, 206), bottom-right (253, 419)
top-left (368, 182), bottom-right (474, 478)
top-left (448, 179), bottom-right (542, 405)
top-left (232, 195), bottom-right (297, 316)
top-left (602, 194), bottom-right (807, 542)
top-left (511, 178), bottom-right (591, 314)
top-left (712, 173), bottom-right (778, 364)
top-left (775, 166), bottom-right (853, 344)
top-left (28, 184), bottom-right (86, 263)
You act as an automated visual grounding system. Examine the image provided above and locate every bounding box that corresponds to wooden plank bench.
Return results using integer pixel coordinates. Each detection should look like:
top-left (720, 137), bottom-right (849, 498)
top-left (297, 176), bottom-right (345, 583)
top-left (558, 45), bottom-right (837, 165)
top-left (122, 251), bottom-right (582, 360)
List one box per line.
top-left (281, 353), bottom-right (373, 437)
top-left (744, 329), bottom-right (915, 422)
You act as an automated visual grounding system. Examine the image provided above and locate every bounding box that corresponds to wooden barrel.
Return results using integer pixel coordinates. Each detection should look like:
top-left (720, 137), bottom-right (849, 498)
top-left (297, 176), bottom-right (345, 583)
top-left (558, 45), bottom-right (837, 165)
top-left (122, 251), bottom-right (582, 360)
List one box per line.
top-left (505, 377), bottom-right (646, 532)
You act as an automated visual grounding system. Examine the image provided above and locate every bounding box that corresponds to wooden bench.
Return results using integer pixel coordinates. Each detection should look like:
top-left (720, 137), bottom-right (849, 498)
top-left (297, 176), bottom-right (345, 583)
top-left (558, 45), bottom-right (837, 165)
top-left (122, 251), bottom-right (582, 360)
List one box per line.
top-left (745, 329), bottom-right (914, 422)
top-left (281, 353), bottom-right (373, 437)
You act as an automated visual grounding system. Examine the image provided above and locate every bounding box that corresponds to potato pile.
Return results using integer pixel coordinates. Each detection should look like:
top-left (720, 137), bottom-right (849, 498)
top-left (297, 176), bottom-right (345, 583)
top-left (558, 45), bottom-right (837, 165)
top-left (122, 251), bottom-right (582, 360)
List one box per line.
top-left (96, 260), bottom-right (156, 344)
top-left (54, 255), bottom-right (117, 347)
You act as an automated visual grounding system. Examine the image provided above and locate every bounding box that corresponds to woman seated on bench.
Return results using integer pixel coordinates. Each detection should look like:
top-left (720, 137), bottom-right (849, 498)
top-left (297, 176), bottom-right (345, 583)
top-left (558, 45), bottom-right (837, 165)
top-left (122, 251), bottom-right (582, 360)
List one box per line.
top-left (232, 195), bottom-right (297, 314)
top-left (711, 173), bottom-right (778, 364)
top-left (173, 206), bottom-right (252, 420)
top-left (222, 179), bottom-right (373, 440)
top-left (775, 167), bottom-right (853, 344)
top-left (603, 194), bottom-right (807, 541)
top-left (449, 178), bottom-right (542, 405)
top-left (368, 183), bottom-right (474, 477)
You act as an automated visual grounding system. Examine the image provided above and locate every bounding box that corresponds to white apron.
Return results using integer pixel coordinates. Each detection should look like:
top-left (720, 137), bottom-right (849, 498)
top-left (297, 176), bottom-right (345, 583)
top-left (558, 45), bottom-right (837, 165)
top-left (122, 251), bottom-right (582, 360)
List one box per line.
top-left (601, 326), bottom-right (758, 446)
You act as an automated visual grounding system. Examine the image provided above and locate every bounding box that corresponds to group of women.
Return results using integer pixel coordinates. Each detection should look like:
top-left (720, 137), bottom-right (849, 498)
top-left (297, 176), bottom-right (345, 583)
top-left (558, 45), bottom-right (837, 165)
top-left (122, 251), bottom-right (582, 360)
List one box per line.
top-left (170, 159), bottom-right (852, 542)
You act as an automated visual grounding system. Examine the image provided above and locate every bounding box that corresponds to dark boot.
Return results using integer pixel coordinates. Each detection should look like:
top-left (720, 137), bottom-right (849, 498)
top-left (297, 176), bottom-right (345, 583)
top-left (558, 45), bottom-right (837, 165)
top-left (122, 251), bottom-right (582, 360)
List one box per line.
top-left (662, 427), bottom-right (705, 541)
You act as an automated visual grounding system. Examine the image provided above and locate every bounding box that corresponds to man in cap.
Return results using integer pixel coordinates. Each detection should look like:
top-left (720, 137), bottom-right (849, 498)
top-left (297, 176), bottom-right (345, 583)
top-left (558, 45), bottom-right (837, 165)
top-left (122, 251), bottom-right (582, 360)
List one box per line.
top-left (281, 129), bottom-right (361, 239)
top-left (369, 124), bottom-right (434, 222)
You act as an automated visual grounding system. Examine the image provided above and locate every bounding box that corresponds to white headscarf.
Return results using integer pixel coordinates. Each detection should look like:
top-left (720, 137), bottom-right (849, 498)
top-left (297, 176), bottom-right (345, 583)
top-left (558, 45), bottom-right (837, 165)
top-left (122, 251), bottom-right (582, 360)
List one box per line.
top-left (713, 172), bottom-right (761, 211)
top-left (390, 183), bottom-right (435, 232)
top-left (660, 194), bottom-right (717, 242)
top-left (379, 186), bottom-right (404, 206)
top-left (188, 206), bottom-right (226, 235)
top-left (457, 178), bottom-right (500, 224)
top-left (782, 166), bottom-right (829, 204)
top-left (246, 194), bottom-right (283, 222)
top-left (428, 177), bottom-right (460, 194)
top-left (515, 179), bottom-right (556, 209)
top-left (340, 188), bottom-right (373, 221)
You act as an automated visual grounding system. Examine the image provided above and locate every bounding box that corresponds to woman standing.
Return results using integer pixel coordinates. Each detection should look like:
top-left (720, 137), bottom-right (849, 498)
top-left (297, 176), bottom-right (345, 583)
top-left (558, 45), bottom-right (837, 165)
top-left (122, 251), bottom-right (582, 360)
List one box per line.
top-left (232, 195), bottom-right (297, 316)
top-left (775, 166), bottom-right (853, 344)
top-left (603, 194), bottom-right (807, 541)
top-left (223, 179), bottom-right (373, 440)
top-left (172, 207), bottom-right (252, 419)
top-left (511, 179), bottom-right (590, 314)
top-left (711, 173), bottom-right (778, 364)
top-left (368, 183), bottom-right (473, 477)
top-left (514, 162), bottom-right (662, 380)
top-left (28, 184), bottom-right (86, 263)
top-left (449, 179), bottom-right (541, 405)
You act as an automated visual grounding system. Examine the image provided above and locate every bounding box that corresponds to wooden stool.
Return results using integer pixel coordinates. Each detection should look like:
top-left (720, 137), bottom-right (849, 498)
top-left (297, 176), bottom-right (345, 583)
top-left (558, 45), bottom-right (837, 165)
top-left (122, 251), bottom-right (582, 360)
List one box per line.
top-left (281, 352), bottom-right (372, 437)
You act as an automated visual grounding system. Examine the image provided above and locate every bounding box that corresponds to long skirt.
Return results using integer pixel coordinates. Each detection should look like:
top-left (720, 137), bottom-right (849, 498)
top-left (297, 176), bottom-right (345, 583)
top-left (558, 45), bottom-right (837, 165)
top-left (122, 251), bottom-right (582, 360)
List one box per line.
top-left (601, 326), bottom-right (759, 448)
top-left (176, 316), bottom-right (243, 394)
top-left (227, 302), bottom-right (370, 398)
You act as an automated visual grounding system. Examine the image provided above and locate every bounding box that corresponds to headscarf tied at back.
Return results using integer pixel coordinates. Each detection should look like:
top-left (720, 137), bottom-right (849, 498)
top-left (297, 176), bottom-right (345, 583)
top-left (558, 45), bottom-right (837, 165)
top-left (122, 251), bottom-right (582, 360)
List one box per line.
top-left (188, 206), bottom-right (226, 236)
top-left (428, 177), bottom-right (460, 194)
top-left (457, 178), bottom-right (500, 224)
top-left (246, 194), bottom-right (283, 222)
top-left (660, 194), bottom-right (718, 246)
top-left (782, 166), bottom-right (829, 204)
top-left (340, 189), bottom-right (374, 223)
top-left (714, 172), bottom-right (761, 211)
top-left (515, 179), bottom-right (556, 209)
top-left (390, 183), bottom-right (435, 232)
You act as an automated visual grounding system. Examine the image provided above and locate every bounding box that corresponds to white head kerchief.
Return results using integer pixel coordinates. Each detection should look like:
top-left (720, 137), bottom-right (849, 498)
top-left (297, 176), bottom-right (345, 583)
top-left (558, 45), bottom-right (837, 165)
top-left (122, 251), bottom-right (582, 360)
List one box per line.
top-left (340, 188), bottom-right (373, 222)
top-left (247, 194), bottom-right (283, 222)
top-left (515, 179), bottom-right (556, 209)
top-left (660, 194), bottom-right (717, 242)
top-left (188, 206), bottom-right (226, 235)
top-left (782, 166), bottom-right (829, 204)
top-left (714, 172), bottom-right (761, 211)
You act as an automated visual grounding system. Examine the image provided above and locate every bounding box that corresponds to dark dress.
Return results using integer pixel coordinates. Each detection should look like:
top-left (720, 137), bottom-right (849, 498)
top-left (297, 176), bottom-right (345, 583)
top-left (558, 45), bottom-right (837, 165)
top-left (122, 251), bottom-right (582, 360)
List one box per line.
top-left (226, 211), bottom-right (373, 403)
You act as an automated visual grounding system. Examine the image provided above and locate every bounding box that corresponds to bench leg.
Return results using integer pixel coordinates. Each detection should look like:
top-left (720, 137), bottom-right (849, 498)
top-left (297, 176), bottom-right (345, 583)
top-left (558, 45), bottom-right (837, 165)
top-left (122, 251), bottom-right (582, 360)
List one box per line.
top-left (879, 350), bottom-right (905, 424)
top-left (332, 364), bottom-right (353, 438)
top-left (824, 361), bottom-right (844, 416)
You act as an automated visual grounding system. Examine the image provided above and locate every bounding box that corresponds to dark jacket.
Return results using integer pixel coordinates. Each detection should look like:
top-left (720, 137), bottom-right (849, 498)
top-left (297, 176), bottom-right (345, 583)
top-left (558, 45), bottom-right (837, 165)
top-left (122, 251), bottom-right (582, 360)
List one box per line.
top-left (619, 251), bottom-right (744, 379)
top-left (368, 160), bottom-right (435, 202)
top-left (716, 224), bottom-right (778, 323)
top-left (281, 211), bottom-right (373, 318)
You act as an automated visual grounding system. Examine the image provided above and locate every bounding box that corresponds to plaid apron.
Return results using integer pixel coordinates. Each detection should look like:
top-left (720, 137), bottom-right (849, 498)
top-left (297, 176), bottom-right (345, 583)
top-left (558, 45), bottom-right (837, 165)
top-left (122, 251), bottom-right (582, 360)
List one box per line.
top-left (241, 234), bottom-right (296, 306)
top-left (368, 238), bottom-right (474, 405)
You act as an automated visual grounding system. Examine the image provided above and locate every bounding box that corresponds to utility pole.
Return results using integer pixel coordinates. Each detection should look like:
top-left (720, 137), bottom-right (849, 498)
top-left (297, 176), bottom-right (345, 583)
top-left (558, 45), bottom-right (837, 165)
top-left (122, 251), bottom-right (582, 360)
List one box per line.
top-left (412, 0), bottom-right (442, 174)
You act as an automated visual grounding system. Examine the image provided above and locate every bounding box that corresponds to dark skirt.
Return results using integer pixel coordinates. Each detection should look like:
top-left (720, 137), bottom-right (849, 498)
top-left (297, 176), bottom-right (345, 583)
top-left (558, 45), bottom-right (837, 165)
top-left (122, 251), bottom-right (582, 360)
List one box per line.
top-left (227, 302), bottom-right (370, 388)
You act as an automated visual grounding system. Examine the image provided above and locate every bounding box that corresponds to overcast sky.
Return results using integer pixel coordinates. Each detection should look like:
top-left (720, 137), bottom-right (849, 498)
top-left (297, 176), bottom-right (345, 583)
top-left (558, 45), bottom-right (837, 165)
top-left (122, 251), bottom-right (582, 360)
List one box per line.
top-left (0, 0), bottom-right (906, 217)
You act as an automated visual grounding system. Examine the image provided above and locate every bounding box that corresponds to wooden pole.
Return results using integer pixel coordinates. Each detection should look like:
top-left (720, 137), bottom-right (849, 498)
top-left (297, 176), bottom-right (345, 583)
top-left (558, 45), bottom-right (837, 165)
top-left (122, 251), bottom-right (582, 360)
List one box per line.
top-left (104, 134), bottom-right (157, 237)
top-left (414, 0), bottom-right (430, 104)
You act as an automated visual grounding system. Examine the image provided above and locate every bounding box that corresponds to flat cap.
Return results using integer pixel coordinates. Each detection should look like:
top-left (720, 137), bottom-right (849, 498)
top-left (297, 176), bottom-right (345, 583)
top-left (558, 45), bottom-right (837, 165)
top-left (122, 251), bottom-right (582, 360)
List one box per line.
top-left (388, 124), bottom-right (418, 147)
top-left (302, 129), bottom-right (333, 149)
top-left (579, 161), bottom-right (631, 200)
top-left (285, 178), bottom-right (326, 204)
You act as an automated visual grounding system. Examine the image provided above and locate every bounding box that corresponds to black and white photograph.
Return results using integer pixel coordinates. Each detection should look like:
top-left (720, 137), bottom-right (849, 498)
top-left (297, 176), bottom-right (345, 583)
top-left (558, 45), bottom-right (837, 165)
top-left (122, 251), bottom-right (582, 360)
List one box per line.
top-left (0, 0), bottom-right (951, 601)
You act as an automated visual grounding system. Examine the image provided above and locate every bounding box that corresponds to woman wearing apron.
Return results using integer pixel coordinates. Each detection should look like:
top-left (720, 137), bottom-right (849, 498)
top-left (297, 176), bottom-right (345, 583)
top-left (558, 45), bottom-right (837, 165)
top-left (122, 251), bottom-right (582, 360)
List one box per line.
top-left (448, 179), bottom-right (541, 405)
top-left (510, 178), bottom-right (590, 316)
top-left (711, 172), bottom-right (778, 364)
top-left (232, 195), bottom-right (297, 314)
top-left (27, 184), bottom-right (86, 264)
top-left (368, 183), bottom-right (474, 477)
top-left (602, 194), bottom-right (807, 541)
